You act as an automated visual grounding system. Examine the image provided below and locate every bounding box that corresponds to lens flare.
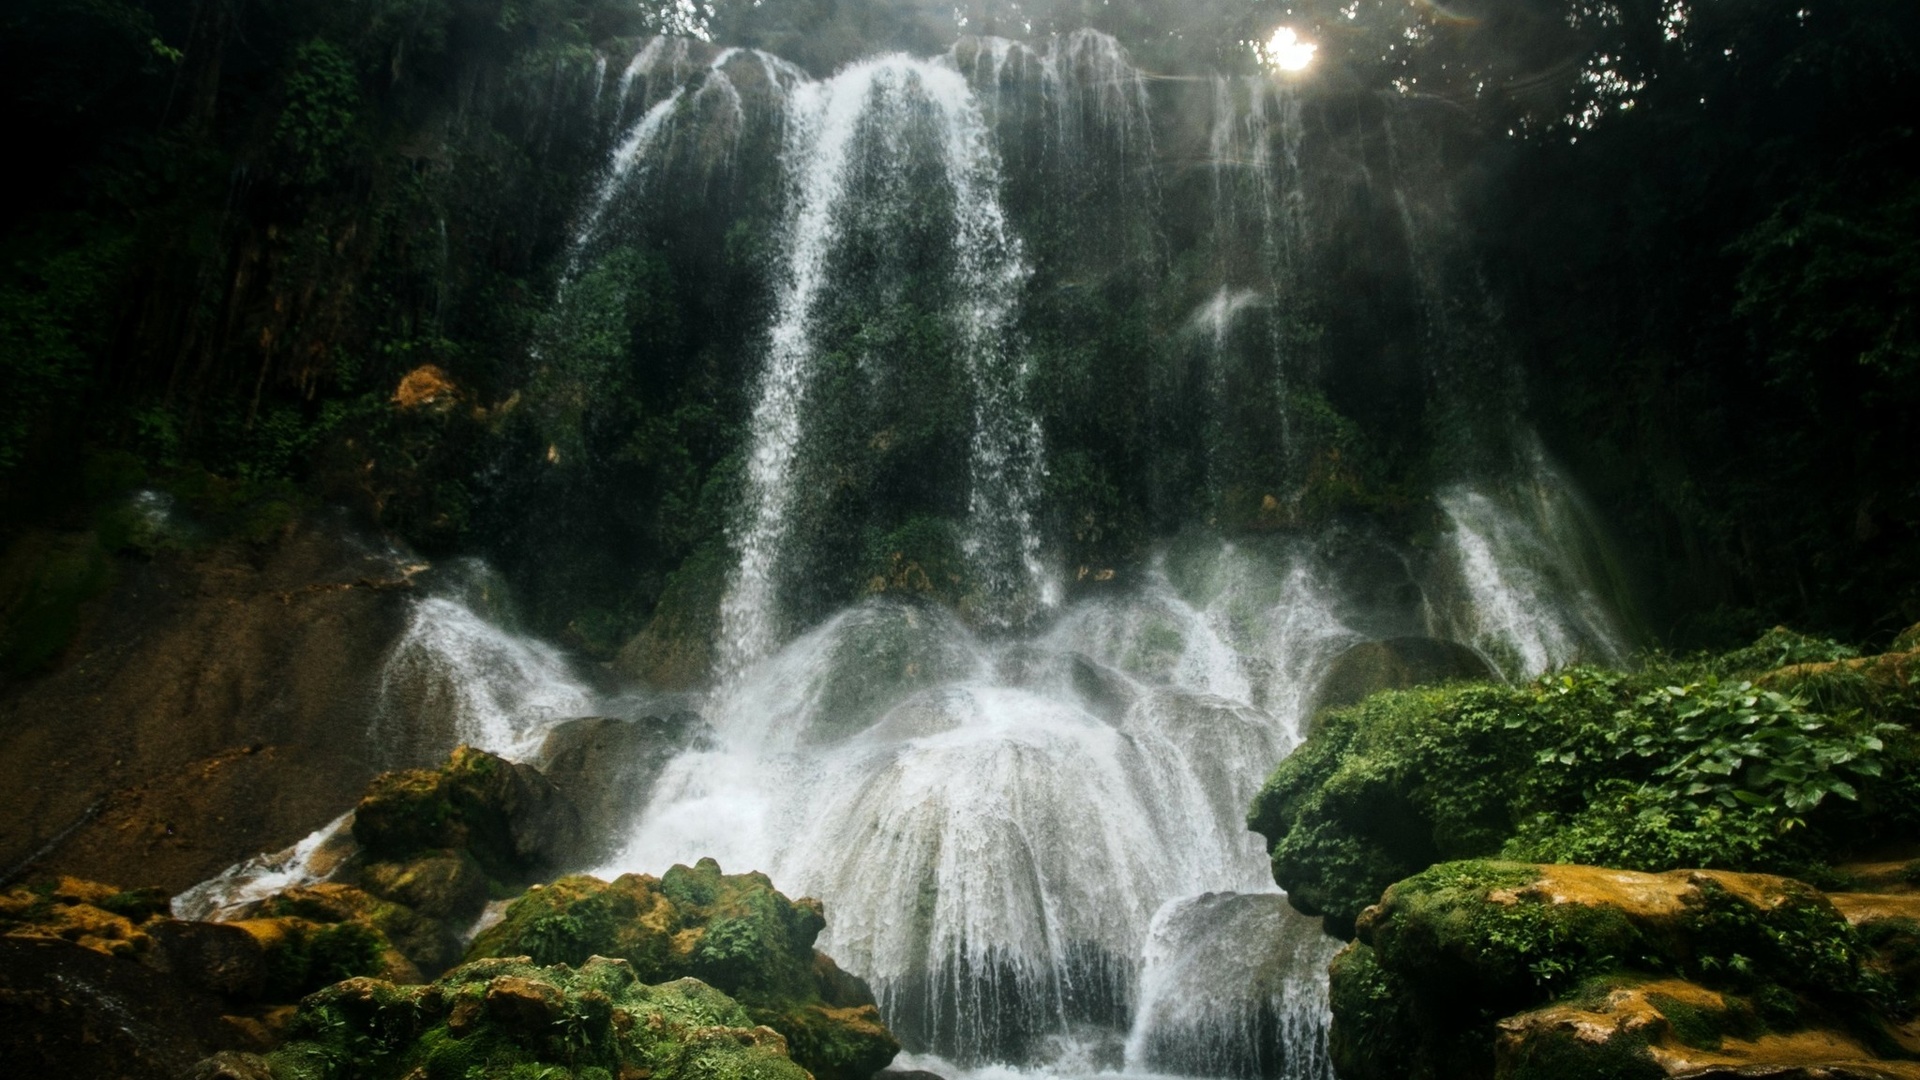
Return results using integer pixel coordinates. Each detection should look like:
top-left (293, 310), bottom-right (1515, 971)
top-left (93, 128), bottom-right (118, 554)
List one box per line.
top-left (1260, 27), bottom-right (1317, 72)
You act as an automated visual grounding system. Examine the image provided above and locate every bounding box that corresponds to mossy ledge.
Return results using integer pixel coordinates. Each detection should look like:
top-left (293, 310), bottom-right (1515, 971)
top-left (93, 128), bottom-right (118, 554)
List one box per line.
top-left (1330, 859), bottom-right (1920, 1080)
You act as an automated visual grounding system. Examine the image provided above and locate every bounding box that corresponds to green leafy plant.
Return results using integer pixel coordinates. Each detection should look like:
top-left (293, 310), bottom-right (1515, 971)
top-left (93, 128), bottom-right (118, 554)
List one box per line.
top-left (1622, 679), bottom-right (1892, 819)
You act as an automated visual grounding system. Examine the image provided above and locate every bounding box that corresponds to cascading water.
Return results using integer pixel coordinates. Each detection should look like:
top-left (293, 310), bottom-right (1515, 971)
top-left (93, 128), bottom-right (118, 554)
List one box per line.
top-left (716, 52), bottom-right (1054, 673)
top-left (1427, 439), bottom-right (1633, 678)
top-left (373, 589), bottom-right (596, 764)
top-left (570, 31), bottom-right (1630, 1078)
top-left (609, 541), bottom-right (1350, 1068)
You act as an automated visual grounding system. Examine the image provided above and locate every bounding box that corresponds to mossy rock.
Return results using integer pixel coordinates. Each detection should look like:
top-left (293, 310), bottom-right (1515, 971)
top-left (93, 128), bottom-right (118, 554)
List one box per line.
top-left (1306, 636), bottom-right (1492, 731)
top-left (0, 875), bottom-right (164, 958)
top-left (245, 882), bottom-right (454, 982)
top-left (359, 848), bottom-right (490, 924)
top-left (1495, 977), bottom-right (1920, 1080)
top-left (1332, 860), bottom-right (1920, 1080)
top-left (351, 746), bottom-right (585, 883)
top-left (1249, 629), bottom-right (1920, 938)
top-left (259, 956), bottom-right (813, 1080)
top-left (466, 859), bottom-right (898, 1080)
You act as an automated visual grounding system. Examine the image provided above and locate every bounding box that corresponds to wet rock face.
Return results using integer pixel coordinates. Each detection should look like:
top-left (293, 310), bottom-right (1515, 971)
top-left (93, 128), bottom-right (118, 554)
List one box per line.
top-left (259, 957), bottom-right (814, 1080)
top-left (1305, 636), bottom-right (1492, 726)
top-left (466, 858), bottom-right (900, 1080)
top-left (0, 516), bottom-right (415, 892)
top-left (534, 713), bottom-right (707, 857)
top-left (1327, 860), bottom-right (1920, 1080)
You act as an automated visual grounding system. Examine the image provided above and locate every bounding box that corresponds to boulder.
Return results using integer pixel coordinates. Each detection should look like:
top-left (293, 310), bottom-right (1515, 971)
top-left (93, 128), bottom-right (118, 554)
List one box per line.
top-left (359, 847), bottom-right (490, 923)
top-left (254, 956), bottom-right (814, 1080)
top-left (241, 881), bottom-right (448, 981)
top-left (534, 713), bottom-right (705, 851)
top-left (0, 875), bottom-right (161, 958)
top-left (148, 918), bottom-right (270, 998)
top-left (351, 744), bottom-right (585, 883)
top-left (0, 936), bottom-right (240, 1080)
top-left (1306, 636), bottom-right (1492, 727)
top-left (467, 858), bottom-right (899, 1080)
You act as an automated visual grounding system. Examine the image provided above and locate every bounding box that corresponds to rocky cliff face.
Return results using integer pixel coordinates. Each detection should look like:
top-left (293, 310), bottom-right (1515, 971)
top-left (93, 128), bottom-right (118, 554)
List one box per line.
top-left (0, 514), bottom-right (418, 891)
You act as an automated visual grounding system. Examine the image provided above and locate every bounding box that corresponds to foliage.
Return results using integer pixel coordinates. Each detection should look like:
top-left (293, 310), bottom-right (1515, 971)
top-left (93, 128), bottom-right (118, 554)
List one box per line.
top-left (274, 39), bottom-right (365, 187)
top-left (1622, 679), bottom-right (1892, 817)
top-left (2, 0), bottom-right (1916, 661)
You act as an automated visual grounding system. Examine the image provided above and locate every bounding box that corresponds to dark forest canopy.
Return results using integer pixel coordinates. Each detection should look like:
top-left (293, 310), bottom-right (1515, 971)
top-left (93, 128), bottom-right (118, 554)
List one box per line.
top-left (1, 0), bottom-right (1915, 662)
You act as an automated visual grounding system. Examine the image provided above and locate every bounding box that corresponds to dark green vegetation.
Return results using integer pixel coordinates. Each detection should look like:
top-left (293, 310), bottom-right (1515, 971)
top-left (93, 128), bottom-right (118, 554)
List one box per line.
top-left (263, 957), bottom-right (812, 1080)
top-left (2, 0), bottom-right (1915, 680)
top-left (466, 860), bottom-right (900, 1080)
top-left (1256, 623), bottom-right (1920, 1077)
top-left (1251, 627), bottom-right (1920, 937)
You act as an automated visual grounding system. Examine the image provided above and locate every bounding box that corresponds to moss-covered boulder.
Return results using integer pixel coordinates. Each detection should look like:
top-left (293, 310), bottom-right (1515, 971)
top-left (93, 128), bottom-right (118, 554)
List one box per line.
top-left (1306, 637), bottom-right (1493, 728)
top-left (466, 859), bottom-right (899, 1080)
top-left (1329, 860), bottom-right (1920, 1080)
top-left (351, 745), bottom-right (585, 883)
top-left (1250, 629), bottom-right (1920, 937)
top-left (240, 882), bottom-right (451, 986)
top-left (260, 956), bottom-right (813, 1080)
top-left (359, 848), bottom-right (491, 924)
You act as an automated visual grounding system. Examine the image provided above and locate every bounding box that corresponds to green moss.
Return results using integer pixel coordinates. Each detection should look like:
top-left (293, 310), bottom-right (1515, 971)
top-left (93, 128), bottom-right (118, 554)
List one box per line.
top-left (1326, 943), bottom-right (1421, 1080)
top-left (260, 920), bottom-right (388, 1001)
top-left (1368, 862), bottom-right (1651, 1004)
top-left (466, 861), bottom-right (895, 1080)
top-left (351, 746), bottom-right (570, 884)
top-left (268, 958), bottom-right (811, 1080)
top-left (1678, 879), bottom-right (1892, 1008)
top-left (1642, 988), bottom-right (1764, 1050)
top-left (97, 886), bottom-right (170, 921)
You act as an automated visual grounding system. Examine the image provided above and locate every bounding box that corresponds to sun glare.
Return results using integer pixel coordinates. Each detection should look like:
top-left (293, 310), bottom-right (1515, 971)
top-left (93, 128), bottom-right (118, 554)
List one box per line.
top-left (1261, 26), bottom-right (1318, 72)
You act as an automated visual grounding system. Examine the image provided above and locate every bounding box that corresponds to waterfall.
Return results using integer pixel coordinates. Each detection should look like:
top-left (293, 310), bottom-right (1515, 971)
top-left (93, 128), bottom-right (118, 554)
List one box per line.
top-left (607, 536), bottom-right (1408, 1068)
top-left (372, 572), bottom-right (597, 765)
top-left (1125, 893), bottom-right (1340, 1080)
top-left (717, 54), bottom-right (1052, 674)
top-left (172, 28), bottom-right (1646, 1080)
top-left (1428, 440), bottom-right (1632, 678)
